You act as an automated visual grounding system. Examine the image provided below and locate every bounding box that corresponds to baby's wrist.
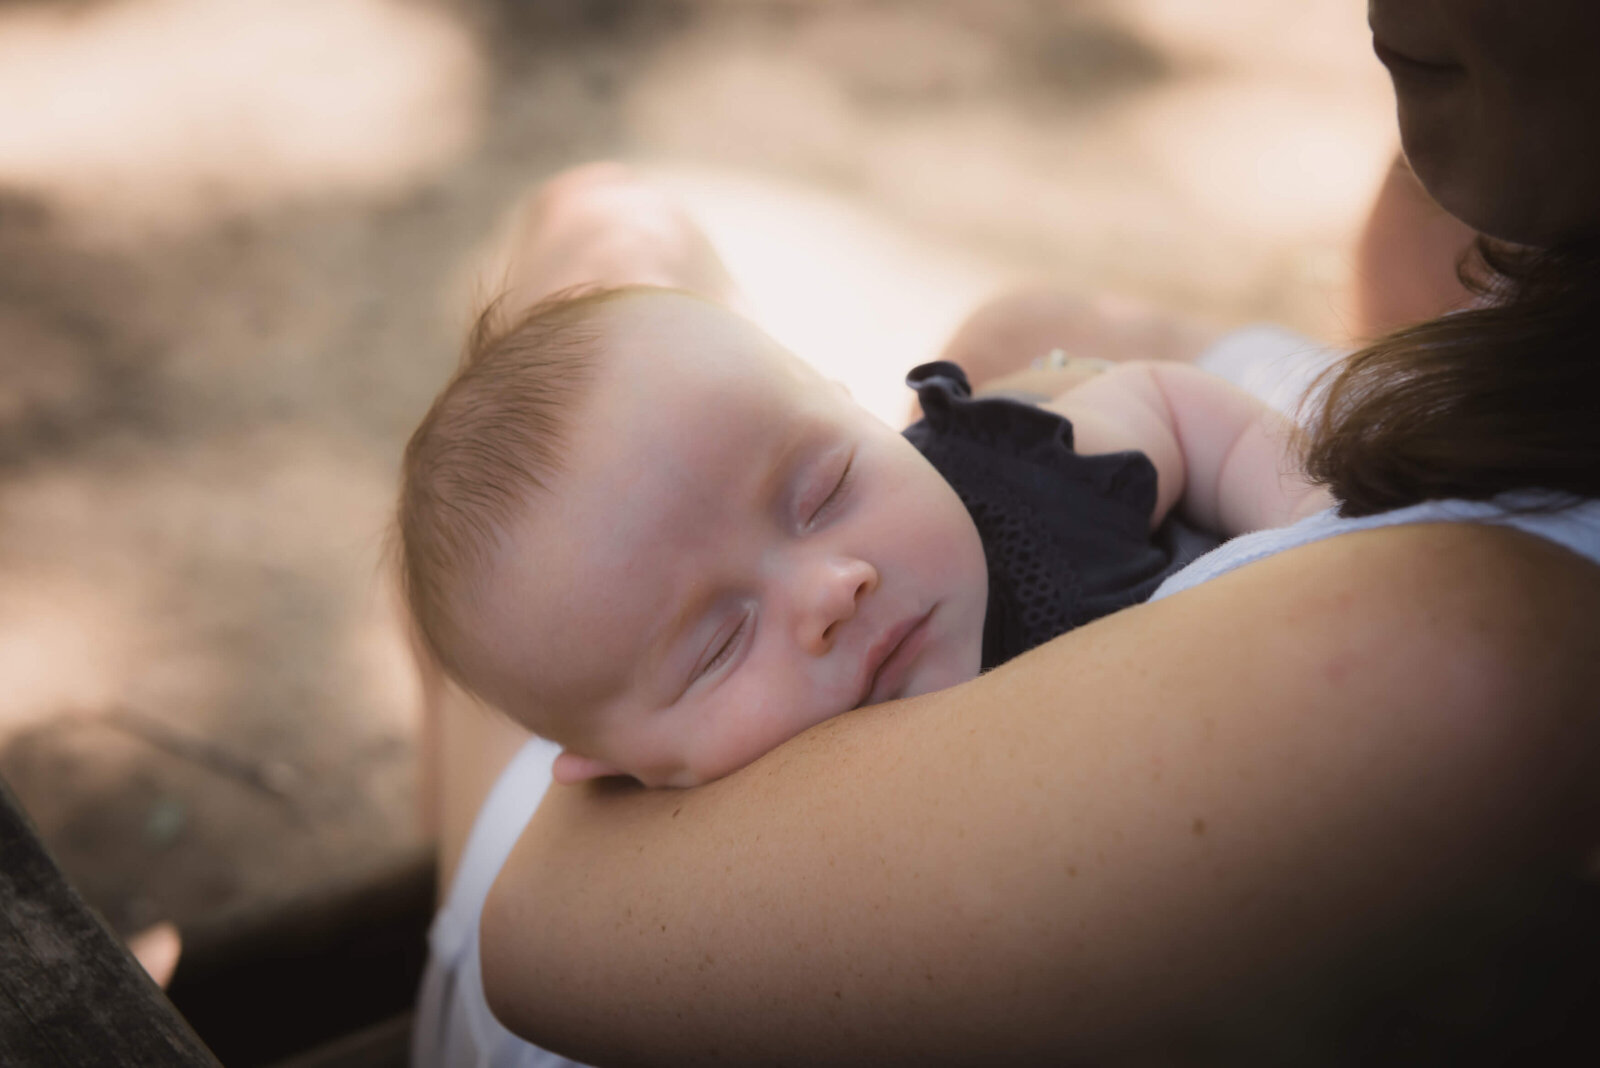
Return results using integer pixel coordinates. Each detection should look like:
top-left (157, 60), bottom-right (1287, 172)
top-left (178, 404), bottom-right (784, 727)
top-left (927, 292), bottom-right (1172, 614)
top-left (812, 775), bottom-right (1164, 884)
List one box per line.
top-left (1031, 348), bottom-right (1113, 375)
top-left (976, 351), bottom-right (1112, 403)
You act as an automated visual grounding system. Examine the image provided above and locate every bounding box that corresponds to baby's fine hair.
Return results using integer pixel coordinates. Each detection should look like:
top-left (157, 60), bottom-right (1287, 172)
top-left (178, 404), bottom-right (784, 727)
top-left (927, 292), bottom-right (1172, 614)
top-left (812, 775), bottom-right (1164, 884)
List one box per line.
top-left (397, 285), bottom-right (629, 686)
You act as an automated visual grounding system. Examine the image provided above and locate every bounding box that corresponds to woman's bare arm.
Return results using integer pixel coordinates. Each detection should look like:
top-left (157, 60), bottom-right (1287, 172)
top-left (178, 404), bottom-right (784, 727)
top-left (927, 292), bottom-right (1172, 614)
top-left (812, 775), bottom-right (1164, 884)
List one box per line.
top-left (482, 524), bottom-right (1600, 1065)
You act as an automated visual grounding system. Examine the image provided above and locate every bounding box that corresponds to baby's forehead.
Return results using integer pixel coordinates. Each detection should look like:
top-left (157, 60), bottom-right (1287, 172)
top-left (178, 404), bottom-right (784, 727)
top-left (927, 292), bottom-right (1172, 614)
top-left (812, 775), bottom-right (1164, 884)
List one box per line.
top-left (595, 291), bottom-right (821, 391)
top-left (578, 298), bottom-right (842, 456)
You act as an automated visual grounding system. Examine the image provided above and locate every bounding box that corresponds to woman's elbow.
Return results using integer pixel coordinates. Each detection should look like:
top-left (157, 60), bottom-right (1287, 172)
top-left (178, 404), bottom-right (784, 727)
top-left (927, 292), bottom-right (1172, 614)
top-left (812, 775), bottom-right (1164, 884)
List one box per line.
top-left (480, 864), bottom-right (579, 1054)
top-left (480, 873), bottom-right (536, 1037)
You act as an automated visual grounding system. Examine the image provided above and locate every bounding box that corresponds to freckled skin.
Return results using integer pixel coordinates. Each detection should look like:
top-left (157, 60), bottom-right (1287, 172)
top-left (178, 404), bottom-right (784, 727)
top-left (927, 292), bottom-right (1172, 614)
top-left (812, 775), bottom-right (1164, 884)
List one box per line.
top-left (1322, 650), bottom-right (1356, 686)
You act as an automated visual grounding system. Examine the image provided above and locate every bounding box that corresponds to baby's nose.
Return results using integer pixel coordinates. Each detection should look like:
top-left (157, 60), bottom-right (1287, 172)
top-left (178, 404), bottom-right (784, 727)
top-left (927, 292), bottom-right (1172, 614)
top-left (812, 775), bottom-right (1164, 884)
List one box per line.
top-left (796, 557), bottom-right (878, 655)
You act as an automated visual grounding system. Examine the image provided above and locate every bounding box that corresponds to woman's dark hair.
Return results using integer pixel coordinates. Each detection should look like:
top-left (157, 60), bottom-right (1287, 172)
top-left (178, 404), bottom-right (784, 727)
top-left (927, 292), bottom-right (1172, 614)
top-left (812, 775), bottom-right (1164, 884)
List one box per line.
top-left (1303, 236), bottom-right (1600, 517)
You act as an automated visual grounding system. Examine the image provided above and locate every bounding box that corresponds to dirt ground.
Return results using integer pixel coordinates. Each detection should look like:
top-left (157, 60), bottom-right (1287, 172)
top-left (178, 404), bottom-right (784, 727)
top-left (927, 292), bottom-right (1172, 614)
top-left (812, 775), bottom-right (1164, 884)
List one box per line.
top-left (0, 0), bottom-right (1393, 939)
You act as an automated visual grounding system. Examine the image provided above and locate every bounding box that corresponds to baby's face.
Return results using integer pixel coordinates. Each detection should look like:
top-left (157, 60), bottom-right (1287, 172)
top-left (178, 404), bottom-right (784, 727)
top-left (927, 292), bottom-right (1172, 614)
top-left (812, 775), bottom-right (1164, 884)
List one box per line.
top-left (464, 291), bottom-right (987, 787)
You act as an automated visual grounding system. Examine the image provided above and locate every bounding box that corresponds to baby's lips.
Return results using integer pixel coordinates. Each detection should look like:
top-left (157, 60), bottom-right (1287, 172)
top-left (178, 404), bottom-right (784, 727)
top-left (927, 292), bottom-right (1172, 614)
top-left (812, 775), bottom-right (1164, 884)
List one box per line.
top-left (855, 608), bottom-right (933, 709)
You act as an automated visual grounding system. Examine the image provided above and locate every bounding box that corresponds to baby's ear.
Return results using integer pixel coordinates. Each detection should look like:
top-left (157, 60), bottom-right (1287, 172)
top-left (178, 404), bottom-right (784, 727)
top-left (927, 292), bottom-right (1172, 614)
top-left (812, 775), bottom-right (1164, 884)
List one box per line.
top-left (552, 750), bottom-right (625, 785)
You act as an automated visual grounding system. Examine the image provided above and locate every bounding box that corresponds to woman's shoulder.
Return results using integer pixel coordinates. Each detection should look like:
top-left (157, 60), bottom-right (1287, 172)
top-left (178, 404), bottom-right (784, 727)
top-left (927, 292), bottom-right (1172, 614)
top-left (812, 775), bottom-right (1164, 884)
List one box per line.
top-left (1179, 513), bottom-right (1600, 714)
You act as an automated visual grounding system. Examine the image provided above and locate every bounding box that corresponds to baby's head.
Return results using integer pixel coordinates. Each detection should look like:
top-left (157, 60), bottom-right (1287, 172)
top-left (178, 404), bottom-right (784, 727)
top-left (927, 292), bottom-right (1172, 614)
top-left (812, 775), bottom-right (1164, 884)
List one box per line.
top-left (400, 286), bottom-right (987, 787)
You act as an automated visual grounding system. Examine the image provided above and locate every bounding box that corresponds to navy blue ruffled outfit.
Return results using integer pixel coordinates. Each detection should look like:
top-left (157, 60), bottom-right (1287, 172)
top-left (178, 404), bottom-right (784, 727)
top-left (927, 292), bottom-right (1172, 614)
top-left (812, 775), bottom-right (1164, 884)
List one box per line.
top-left (901, 362), bottom-right (1220, 671)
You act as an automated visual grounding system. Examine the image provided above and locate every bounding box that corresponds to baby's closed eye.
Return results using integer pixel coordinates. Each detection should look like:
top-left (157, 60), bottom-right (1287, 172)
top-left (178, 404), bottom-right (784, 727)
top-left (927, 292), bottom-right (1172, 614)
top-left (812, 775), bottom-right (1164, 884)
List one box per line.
top-left (696, 608), bottom-right (753, 681)
top-left (803, 451), bottom-right (855, 529)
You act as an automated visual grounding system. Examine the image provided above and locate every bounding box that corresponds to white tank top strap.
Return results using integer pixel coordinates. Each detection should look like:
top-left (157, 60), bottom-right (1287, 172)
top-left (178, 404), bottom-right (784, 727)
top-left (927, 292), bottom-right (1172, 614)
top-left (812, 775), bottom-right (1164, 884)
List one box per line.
top-left (1152, 491), bottom-right (1600, 602)
top-left (412, 736), bottom-right (593, 1067)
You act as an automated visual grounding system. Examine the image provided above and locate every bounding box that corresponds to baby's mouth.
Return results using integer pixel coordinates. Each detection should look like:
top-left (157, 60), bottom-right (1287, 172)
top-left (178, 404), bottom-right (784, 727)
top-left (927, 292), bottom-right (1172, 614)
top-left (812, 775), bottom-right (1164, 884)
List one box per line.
top-left (852, 607), bottom-right (934, 710)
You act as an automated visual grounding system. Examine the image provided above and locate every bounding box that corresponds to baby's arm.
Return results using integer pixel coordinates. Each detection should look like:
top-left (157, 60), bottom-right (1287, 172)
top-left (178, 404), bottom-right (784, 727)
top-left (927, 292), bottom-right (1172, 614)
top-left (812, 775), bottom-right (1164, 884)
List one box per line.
top-left (1046, 362), bottom-right (1333, 537)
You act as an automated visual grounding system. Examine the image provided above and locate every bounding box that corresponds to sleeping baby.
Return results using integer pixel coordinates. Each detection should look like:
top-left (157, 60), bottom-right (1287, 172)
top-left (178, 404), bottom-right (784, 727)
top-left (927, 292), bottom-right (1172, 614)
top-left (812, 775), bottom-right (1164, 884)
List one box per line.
top-left (398, 285), bottom-right (1330, 787)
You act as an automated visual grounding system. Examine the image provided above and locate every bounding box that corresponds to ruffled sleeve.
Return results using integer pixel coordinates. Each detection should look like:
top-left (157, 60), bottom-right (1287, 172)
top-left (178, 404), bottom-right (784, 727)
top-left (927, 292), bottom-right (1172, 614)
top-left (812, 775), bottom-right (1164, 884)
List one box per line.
top-left (902, 361), bottom-right (1215, 669)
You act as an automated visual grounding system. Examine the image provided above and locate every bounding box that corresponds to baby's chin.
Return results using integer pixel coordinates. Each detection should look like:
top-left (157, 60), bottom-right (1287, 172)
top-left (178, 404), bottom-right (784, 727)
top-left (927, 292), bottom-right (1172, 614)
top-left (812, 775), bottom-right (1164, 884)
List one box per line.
top-left (906, 666), bottom-right (977, 701)
top-left (897, 652), bottom-right (980, 706)
top-left (647, 767), bottom-right (704, 789)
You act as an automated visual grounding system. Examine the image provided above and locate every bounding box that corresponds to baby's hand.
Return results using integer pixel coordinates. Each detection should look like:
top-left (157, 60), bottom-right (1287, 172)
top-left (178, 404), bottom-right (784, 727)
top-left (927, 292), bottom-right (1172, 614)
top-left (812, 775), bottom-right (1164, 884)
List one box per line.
top-left (939, 287), bottom-right (1217, 388)
top-left (906, 355), bottom-right (1110, 425)
top-left (975, 354), bottom-right (1112, 403)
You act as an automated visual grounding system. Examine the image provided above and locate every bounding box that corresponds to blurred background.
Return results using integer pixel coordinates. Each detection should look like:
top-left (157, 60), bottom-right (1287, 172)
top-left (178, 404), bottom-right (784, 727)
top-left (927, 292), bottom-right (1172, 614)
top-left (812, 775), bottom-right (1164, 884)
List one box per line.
top-left (0, 0), bottom-right (1393, 1037)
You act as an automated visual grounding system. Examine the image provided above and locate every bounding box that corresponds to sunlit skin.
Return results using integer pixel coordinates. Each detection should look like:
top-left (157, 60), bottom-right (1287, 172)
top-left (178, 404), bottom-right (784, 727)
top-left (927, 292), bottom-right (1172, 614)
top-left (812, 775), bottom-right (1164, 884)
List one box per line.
top-left (455, 11), bottom-right (1600, 1059)
top-left (459, 290), bottom-right (988, 788)
top-left (1369, 0), bottom-right (1600, 245)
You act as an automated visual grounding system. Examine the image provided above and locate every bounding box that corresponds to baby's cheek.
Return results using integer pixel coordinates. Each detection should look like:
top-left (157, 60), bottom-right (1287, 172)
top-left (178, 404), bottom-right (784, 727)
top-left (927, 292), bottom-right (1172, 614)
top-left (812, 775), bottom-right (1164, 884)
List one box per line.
top-left (685, 686), bottom-right (794, 782)
top-left (757, 688), bottom-right (837, 764)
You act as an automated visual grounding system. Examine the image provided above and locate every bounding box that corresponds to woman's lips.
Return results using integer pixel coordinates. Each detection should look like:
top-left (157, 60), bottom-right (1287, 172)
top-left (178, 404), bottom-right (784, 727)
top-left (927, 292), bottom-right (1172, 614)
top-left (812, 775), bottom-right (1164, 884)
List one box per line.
top-left (855, 608), bottom-right (934, 709)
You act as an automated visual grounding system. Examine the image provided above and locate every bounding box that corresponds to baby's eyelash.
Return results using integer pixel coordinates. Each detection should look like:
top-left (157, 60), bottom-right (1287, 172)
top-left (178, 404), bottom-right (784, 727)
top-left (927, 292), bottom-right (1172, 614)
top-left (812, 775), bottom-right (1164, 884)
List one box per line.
top-left (808, 456), bottom-right (854, 526)
top-left (699, 612), bottom-right (750, 678)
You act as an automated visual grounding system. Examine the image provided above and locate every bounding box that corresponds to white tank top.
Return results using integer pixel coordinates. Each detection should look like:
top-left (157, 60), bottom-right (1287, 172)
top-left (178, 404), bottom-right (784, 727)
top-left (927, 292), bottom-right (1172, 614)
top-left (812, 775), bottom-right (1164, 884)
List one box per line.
top-left (413, 490), bottom-right (1600, 1068)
